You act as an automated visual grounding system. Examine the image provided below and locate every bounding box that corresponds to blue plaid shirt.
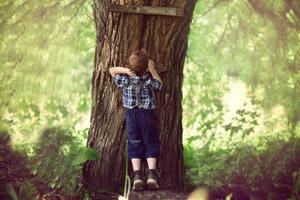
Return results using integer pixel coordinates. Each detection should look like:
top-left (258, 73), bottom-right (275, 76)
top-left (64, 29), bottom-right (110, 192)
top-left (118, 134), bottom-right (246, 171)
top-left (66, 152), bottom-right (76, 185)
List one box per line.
top-left (113, 72), bottom-right (162, 109)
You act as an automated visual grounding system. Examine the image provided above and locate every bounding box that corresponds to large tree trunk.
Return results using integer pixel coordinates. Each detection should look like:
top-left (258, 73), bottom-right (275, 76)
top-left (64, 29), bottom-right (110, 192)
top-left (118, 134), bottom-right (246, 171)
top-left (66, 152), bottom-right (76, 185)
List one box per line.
top-left (83, 0), bottom-right (197, 194)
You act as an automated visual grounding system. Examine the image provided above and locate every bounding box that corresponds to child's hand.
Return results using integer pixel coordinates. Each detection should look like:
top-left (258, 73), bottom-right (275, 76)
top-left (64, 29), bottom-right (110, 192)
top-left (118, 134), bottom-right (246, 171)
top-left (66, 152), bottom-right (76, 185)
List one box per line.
top-left (126, 68), bottom-right (136, 77)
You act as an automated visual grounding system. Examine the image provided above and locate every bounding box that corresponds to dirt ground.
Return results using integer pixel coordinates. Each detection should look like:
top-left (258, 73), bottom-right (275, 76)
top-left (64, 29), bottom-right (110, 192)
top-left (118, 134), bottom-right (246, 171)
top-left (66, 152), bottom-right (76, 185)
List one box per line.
top-left (128, 190), bottom-right (189, 200)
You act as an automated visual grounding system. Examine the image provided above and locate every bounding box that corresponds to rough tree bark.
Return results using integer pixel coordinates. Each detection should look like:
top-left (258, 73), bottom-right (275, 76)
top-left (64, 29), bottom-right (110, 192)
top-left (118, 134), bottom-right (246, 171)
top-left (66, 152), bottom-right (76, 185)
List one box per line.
top-left (82, 0), bottom-right (197, 195)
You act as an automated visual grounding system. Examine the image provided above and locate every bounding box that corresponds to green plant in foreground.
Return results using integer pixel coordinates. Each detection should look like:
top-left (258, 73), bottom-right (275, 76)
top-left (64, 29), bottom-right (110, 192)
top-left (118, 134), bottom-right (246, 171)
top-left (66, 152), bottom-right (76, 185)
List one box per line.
top-left (0, 127), bottom-right (99, 199)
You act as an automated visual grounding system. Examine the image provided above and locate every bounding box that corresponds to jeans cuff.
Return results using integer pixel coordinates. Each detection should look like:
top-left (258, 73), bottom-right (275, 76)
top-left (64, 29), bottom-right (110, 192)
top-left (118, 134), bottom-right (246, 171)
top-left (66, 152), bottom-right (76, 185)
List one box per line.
top-left (128, 155), bottom-right (144, 159)
top-left (145, 153), bottom-right (160, 159)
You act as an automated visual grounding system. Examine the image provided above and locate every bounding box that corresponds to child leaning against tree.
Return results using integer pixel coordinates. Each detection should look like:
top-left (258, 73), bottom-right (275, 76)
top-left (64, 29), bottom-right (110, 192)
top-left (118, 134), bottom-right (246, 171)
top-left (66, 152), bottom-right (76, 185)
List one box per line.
top-left (109, 50), bottom-right (163, 191)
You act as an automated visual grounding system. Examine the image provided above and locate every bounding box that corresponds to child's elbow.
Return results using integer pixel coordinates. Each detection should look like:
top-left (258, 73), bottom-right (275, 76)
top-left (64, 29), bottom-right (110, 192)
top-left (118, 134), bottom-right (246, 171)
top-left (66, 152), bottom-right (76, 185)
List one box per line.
top-left (109, 68), bottom-right (115, 76)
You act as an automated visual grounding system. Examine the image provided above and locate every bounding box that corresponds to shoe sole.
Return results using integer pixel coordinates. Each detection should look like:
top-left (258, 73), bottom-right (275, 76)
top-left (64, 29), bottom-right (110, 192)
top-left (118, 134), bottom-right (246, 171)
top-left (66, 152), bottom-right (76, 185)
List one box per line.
top-left (147, 179), bottom-right (159, 190)
top-left (133, 180), bottom-right (144, 191)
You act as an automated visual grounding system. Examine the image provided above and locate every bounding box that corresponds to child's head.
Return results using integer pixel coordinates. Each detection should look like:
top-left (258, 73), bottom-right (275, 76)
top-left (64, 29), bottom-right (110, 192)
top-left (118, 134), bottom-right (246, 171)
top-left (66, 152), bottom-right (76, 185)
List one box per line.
top-left (128, 50), bottom-right (149, 76)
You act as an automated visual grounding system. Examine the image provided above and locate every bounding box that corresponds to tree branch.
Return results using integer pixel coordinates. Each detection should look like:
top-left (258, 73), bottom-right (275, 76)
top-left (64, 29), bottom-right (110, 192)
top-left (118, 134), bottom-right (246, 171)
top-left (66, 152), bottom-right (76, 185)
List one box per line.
top-left (247, 0), bottom-right (300, 31)
top-left (200, 0), bottom-right (227, 17)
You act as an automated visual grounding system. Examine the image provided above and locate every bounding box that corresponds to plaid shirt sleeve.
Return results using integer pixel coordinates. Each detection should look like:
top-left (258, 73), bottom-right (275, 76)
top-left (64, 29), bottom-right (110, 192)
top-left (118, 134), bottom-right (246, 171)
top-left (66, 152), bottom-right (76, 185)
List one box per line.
top-left (113, 74), bottom-right (129, 88)
top-left (149, 78), bottom-right (162, 91)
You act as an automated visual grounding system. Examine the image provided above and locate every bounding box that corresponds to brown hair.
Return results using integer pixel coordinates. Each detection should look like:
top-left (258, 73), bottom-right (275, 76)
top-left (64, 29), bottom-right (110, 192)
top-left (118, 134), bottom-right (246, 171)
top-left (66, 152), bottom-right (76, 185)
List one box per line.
top-left (128, 50), bottom-right (149, 76)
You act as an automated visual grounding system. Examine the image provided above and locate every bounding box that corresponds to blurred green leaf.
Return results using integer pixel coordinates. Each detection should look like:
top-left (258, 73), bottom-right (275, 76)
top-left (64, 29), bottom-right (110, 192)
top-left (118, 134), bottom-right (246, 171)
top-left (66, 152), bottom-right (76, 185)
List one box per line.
top-left (73, 147), bottom-right (100, 165)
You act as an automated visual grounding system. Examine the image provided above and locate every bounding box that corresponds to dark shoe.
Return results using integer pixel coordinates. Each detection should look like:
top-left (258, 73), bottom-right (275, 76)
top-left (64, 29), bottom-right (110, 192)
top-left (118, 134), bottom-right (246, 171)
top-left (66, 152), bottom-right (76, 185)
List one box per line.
top-left (146, 169), bottom-right (159, 190)
top-left (132, 170), bottom-right (144, 191)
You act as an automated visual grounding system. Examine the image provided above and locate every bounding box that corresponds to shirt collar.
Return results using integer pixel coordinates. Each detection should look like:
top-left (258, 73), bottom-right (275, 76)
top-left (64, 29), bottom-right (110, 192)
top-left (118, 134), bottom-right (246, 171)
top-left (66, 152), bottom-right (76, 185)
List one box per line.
top-left (131, 72), bottom-right (150, 83)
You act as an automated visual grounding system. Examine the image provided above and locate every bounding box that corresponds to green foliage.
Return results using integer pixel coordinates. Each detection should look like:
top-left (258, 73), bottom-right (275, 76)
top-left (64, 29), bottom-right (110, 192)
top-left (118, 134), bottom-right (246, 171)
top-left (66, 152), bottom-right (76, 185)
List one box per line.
top-left (0, 0), bottom-right (94, 146)
top-left (0, 128), bottom-right (99, 199)
top-left (0, 0), bottom-right (96, 198)
top-left (184, 134), bottom-right (300, 199)
top-left (223, 106), bottom-right (260, 138)
top-left (0, 130), bottom-right (39, 200)
top-left (31, 127), bottom-right (99, 196)
top-left (183, 0), bottom-right (300, 199)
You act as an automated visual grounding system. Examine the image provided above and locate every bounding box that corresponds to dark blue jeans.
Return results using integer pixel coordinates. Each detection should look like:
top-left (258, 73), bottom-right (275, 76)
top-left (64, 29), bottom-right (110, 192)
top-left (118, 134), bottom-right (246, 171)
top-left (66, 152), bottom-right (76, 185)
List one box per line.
top-left (125, 107), bottom-right (160, 159)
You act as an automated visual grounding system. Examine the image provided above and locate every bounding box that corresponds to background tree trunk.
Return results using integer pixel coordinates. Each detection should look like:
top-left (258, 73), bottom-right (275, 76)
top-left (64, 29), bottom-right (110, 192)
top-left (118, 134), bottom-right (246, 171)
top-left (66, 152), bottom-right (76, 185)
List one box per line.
top-left (83, 0), bottom-right (197, 194)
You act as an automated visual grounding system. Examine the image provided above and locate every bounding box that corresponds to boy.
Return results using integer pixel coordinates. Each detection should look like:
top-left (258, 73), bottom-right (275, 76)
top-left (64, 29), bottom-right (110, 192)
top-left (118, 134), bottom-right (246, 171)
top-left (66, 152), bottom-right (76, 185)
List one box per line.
top-left (109, 50), bottom-right (163, 191)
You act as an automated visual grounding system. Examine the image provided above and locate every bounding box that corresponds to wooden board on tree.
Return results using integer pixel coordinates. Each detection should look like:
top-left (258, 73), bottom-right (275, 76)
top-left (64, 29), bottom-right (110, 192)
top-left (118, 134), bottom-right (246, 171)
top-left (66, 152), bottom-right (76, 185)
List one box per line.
top-left (109, 4), bottom-right (184, 17)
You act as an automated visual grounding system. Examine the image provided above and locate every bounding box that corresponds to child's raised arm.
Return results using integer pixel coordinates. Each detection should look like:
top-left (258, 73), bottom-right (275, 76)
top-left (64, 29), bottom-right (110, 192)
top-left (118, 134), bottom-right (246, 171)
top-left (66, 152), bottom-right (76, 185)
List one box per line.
top-left (148, 60), bottom-right (163, 85)
top-left (109, 67), bottom-right (136, 77)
